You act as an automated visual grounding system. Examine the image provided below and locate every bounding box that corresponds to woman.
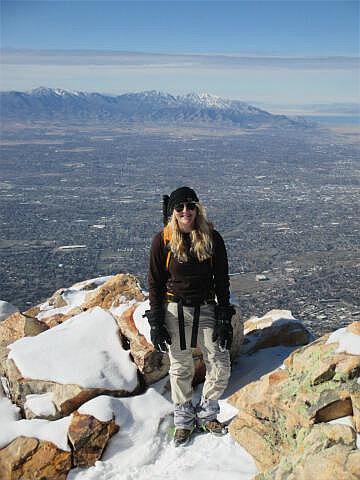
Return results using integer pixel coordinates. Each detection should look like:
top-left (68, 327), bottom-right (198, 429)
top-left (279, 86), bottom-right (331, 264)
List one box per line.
top-left (146, 186), bottom-right (235, 446)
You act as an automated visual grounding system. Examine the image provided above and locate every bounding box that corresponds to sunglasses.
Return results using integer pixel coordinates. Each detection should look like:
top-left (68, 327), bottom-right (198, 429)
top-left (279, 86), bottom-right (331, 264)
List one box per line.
top-left (174, 202), bottom-right (197, 213)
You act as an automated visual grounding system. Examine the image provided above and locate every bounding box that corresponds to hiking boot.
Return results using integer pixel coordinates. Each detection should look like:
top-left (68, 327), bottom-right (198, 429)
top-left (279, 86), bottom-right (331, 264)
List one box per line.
top-left (199, 419), bottom-right (227, 435)
top-left (173, 427), bottom-right (194, 447)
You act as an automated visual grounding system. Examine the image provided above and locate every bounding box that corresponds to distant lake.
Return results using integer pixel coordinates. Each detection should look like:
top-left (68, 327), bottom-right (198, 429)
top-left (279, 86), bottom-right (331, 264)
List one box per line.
top-left (302, 115), bottom-right (360, 126)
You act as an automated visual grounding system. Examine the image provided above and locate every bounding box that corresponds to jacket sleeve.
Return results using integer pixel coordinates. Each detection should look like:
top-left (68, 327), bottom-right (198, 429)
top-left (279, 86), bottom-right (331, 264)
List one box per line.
top-left (213, 230), bottom-right (231, 306)
top-left (148, 232), bottom-right (169, 311)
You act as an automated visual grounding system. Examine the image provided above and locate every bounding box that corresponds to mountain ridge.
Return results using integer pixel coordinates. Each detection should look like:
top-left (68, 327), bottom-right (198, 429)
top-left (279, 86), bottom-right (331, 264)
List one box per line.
top-left (0, 87), bottom-right (311, 128)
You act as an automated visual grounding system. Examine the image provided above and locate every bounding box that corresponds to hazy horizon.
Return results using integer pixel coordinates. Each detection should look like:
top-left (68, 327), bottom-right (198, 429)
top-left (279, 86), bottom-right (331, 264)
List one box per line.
top-left (1, 1), bottom-right (359, 105)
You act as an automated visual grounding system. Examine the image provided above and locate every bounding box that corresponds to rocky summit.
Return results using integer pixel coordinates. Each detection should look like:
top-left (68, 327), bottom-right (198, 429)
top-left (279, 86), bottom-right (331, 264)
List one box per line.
top-left (0, 272), bottom-right (358, 479)
top-left (0, 272), bottom-right (247, 478)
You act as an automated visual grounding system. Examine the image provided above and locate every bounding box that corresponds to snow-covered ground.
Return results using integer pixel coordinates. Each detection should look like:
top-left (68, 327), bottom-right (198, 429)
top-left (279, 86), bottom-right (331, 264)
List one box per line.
top-left (1, 337), bottom-right (296, 479)
top-left (65, 345), bottom-right (297, 480)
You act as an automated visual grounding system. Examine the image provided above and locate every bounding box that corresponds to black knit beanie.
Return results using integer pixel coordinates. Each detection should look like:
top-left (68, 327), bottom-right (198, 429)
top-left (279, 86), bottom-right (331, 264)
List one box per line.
top-left (168, 186), bottom-right (199, 215)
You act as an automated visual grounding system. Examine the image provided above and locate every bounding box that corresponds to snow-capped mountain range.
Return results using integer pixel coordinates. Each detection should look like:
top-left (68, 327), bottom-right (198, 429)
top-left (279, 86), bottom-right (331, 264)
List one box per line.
top-left (0, 87), bottom-right (310, 128)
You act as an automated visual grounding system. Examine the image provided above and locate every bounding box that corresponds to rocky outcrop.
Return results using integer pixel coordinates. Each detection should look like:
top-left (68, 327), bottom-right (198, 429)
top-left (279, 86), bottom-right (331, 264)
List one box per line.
top-left (1, 307), bottom-right (140, 417)
top-left (0, 436), bottom-right (72, 480)
top-left (0, 406), bottom-right (119, 479)
top-left (68, 411), bottom-right (119, 467)
top-left (83, 273), bottom-right (145, 309)
top-left (3, 353), bottom-right (138, 418)
top-left (0, 312), bottom-right (48, 347)
top-left (3, 275), bottom-right (244, 394)
top-left (3, 270), bottom-right (343, 480)
top-left (229, 321), bottom-right (360, 476)
top-left (31, 274), bottom-right (146, 328)
top-left (39, 312), bottom-right (74, 329)
top-left (241, 309), bottom-right (312, 354)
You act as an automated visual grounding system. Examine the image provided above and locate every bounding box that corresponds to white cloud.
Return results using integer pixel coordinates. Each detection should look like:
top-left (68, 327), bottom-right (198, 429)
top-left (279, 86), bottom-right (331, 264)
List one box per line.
top-left (1, 49), bottom-right (358, 70)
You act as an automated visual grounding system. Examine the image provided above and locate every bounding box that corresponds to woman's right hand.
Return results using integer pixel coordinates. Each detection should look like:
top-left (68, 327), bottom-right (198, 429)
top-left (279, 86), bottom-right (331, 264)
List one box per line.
top-left (143, 309), bottom-right (172, 353)
top-left (150, 323), bottom-right (172, 353)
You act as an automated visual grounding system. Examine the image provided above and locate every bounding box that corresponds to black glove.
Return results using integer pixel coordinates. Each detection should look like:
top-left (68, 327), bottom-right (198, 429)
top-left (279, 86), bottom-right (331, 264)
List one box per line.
top-left (212, 305), bottom-right (236, 351)
top-left (143, 309), bottom-right (172, 353)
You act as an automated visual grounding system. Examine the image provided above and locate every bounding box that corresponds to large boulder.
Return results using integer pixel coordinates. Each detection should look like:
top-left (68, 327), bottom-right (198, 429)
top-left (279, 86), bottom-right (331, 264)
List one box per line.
top-left (0, 312), bottom-right (48, 347)
top-left (0, 397), bottom-right (72, 479)
top-left (0, 395), bottom-right (120, 479)
top-left (0, 436), bottom-right (72, 480)
top-left (241, 309), bottom-right (312, 355)
top-left (2, 307), bottom-right (140, 418)
top-left (228, 321), bottom-right (360, 475)
top-left (116, 303), bottom-right (170, 385)
top-left (31, 274), bottom-right (145, 328)
top-left (68, 411), bottom-right (119, 467)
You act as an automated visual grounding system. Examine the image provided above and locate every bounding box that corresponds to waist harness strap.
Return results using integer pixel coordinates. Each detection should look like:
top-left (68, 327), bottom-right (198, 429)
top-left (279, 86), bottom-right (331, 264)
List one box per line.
top-left (191, 305), bottom-right (200, 348)
top-left (176, 300), bottom-right (201, 351)
top-left (177, 299), bottom-right (187, 350)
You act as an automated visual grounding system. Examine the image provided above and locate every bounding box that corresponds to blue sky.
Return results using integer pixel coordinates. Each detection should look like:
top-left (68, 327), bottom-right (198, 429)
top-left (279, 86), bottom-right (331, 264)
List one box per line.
top-left (1, 0), bottom-right (359, 106)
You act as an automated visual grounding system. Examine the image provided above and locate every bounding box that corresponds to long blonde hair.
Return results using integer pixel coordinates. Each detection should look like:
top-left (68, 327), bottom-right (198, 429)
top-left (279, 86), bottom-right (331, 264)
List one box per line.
top-left (167, 202), bottom-right (213, 262)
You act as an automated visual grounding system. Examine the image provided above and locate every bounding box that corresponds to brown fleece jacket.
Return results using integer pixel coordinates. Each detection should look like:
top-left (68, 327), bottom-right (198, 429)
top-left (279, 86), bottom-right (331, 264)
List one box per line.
top-left (148, 229), bottom-right (230, 311)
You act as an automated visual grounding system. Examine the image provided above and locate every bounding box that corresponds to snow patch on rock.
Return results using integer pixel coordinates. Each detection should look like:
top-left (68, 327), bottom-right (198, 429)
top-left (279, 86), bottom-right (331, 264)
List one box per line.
top-left (8, 307), bottom-right (138, 390)
top-left (326, 327), bottom-right (360, 355)
top-left (110, 299), bottom-right (137, 318)
top-left (78, 395), bottom-right (115, 423)
top-left (0, 397), bottom-right (71, 450)
top-left (25, 393), bottom-right (57, 417)
top-left (244, 309), bottom-right (297, 334)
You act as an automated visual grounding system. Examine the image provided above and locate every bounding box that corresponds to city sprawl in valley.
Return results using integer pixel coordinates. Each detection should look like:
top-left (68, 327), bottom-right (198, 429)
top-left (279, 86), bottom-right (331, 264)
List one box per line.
top-left (0, 90), bottom-right (359, 338)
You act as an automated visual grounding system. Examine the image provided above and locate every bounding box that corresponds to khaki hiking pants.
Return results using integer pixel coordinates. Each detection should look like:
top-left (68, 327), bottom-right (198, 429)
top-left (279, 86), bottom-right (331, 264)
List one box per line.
top-left (165, 302), bottom-right (231, 405)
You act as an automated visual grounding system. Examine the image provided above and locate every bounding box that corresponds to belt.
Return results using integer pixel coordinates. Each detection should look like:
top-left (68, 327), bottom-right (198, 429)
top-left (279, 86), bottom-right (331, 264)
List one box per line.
top-left (165, 292), bottom-right (216, 307)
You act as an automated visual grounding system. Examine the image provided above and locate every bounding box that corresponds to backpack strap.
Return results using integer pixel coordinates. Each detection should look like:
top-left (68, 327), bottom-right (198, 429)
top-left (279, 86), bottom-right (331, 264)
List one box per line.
top-left (165, 250), bottom-right (171, 270)
top-left (163, 225), bottom-right (172, 271)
